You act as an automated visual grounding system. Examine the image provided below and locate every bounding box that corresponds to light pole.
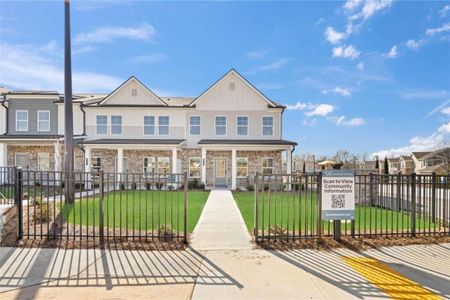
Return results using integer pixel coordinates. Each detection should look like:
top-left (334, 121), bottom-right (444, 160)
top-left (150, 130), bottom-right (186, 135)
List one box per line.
top-left (64, 0), bottom-right (74, 203)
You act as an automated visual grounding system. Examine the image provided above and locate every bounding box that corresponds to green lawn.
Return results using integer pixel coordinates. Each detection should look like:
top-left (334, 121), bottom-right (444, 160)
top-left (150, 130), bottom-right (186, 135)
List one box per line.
top-left (62, 190), bottom-right (209, 233)
top-left (233, 191), bottom-right (437, 234)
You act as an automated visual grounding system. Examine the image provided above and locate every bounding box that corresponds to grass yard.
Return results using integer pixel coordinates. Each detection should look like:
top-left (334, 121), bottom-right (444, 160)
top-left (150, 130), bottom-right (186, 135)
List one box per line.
top-left (233, 192), bottom-right (437, 233)
top-left (62, 190), bottom-right (209, 233)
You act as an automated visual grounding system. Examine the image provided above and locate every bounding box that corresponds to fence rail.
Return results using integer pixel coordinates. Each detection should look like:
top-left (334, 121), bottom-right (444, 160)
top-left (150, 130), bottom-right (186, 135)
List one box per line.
top-left (254, 173), bottom-right (450, 242)
top-left (3, 167), bottom-right (188, 243)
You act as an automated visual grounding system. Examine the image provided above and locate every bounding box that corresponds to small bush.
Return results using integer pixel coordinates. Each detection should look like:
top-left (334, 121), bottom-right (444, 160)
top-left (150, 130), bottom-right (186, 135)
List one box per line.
top-left (33, 198), bottom-right (52, 223)
top-left (120, 183), bottom-right (126, 190)
top-left (197, 183), bottom-right (205, 190)
top-left (188, 179), bottom-right (199, 189)
top-left (246, 184), bottom-right (255, 191)
top-left (34, 181), bottom-right (41, 187)
top-left (131, 182), bottom-right (137, 190)
top-left (74, 182), bottom-right (85, 190)
top-left (145, 182), bottom-right (152, 190)
top-left (263, 183), bottom-right (269, 191)
top-left (156, 182), bottom-right (164, 190)
top-left (158, 225), bottom-right (175, 242)
top-left (269, 225), bottom-right (286, 237)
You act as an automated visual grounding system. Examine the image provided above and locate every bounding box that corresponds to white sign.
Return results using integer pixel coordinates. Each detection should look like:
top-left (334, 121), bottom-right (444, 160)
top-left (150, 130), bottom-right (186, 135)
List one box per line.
top-left (321, 170), bottom-right (355, 220)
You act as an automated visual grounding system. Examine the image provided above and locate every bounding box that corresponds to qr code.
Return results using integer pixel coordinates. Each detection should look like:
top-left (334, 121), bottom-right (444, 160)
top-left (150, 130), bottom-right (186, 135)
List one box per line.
top-left (331, 194), bottom-right (346, 208)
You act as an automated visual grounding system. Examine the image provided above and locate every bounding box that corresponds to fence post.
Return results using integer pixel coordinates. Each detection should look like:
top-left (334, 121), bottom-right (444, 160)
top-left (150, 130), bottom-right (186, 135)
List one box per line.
top-left (254, 172), bottom-right (259, 241)
top-left (317, 172), bottom-right (322, 240)
top-left (99, 169), bottom-right (104, 243)
top-left (411, 172), bottom-right (416, 237)
top-left (369, 172), bottom-right (374, 206)
top-left (14, 167), bottom-right (23, 240)
top-left (183, 172), bottom-right (188, 244)
top-left (431, 172), bottom-right (436, 223)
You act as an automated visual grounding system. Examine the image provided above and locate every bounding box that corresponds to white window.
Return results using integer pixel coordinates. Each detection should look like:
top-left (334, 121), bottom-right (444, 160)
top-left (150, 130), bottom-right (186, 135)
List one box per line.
top-left (158, 116), bottom-right (169, 135)
top-left (143, 157), bottom-right (156, 174)
top-left (157, 157), bottom-right (170, 174)
top-left (237, 116), bottom-right (248, 136)
top-left (263, 116), bottom-right (273, 136)
top-left (237, 157), bottom-right (248, 177)
top-left (131, 88), bottom-right (138, 97)
top-left (215, 116), bottom-right (226, 136)
top-left (96, 115), bottom-right (107, 134)
top-left (16, 110), bottom-right (28, 131)
top-left (262, 158), bottom-right (274, 175)
top-left (37, 110), bottom-right (50, 132)
top-left (38, 153), bottom-right (50, 171)
top-left (15, 153), bottom-right (28, 169)
top-left (189, 157), bottom-right (201, 178)
top-left (190, 116), bottom-right (201, 135)
top-left (92, 157), bottom-right (102, 171)
top-left (144, 116), bottom-right (155, 135)
top-left (111, 115), bottom-right (122, 135)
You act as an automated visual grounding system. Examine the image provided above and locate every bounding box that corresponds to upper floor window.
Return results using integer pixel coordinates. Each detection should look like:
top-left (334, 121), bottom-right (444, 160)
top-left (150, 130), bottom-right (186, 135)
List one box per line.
top-left (16, 110), bottom-right (28, 131)
top-left (262, 116), bottom-right (273, 136)
top-left (158, 116), bottom-right (169, 135)
top-left (37, 110), bottom-right (50, 132)
top-left (190, 116), bottom-right (201, 135)
top-left (96, 115), bottom-right (108, 134)
top-left (144, 116), bottom-right (155, 135)
top-left (111, 115), bottom-right (122, 135)
top-left (237, 116), bottom-right (248, 136)
top-left (215, 116), bottom-right (227, 136)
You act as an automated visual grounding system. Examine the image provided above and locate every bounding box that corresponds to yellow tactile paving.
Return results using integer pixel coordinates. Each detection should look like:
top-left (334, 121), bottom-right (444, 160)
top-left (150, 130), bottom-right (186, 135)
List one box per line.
top-left (343, 256), bottom-right (441, 300)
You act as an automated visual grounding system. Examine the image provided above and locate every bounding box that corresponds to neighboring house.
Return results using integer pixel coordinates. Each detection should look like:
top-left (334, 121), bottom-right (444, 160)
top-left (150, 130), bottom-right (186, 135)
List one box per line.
top-left (411, 152), bottom-right (431, 174)
top-left (362, 160), bottom-right (377, 171)
top-left (417, 147), bottom-right (449, 175)
top-left (0, 69), bottom-right (297, 189)
top-left (399, 155), bottom-right (414, 174)
top-left (388, 157), bottom-right (400, 174)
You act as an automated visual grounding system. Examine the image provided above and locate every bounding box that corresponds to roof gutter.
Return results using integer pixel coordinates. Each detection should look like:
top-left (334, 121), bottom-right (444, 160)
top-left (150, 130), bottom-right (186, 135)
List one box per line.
top-left (1, 94), bottom-right (8, 133)
top-left (80, 104), bottom-right (86, 136)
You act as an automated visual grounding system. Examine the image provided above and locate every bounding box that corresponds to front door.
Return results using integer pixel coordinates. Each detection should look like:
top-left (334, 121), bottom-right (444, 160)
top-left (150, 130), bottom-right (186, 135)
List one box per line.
top-left (215, 158), bottom-right (227, 187)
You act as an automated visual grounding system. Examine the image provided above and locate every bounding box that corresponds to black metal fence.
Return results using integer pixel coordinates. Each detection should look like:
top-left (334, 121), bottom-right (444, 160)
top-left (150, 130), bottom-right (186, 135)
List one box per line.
top-left (254, 173), bottom-right (450, 242)
top-left (0, 167), bottom-right (15, 205)
top-left (7, 167), bottom-right (188, 243)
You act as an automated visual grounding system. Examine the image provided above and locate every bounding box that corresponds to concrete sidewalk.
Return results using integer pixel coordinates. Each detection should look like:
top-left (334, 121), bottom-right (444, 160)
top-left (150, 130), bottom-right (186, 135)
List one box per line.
top-left (0, 244), bottom-right (449, 299)
top-left (190, 190), bottom-right (252, 250)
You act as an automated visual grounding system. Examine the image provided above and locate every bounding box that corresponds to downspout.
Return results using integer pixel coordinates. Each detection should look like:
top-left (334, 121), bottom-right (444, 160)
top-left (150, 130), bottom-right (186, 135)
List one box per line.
top-left (80, 104), bottom-right (86, 136)
top-left (1, 94), bottom-right (8, 134)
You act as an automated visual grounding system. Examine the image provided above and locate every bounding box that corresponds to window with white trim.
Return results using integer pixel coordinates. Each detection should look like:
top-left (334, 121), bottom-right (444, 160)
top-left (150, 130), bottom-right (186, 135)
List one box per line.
top-left (236, 157), bottom-right (248, 177)
top-left (96, 115), bottom-right (107, 134)
top-left (157, 157), bottom-right (170, 174)
top-left (144, 116), bottom-right (155, 135)
top-left (237, 116), bottom-right (248, 136)
top-left (215, 116), bottom-right (226, 135)
top-left (262, 116), bottom-right (273, 136)
top-left (16, 110), bottom-right (28, 131)
top-left (111, 115), bottom-right (122, 135)
top-left (189, 157), bottom-right (201, 178)
top-left (262, 158), bottom-right (274, 175)
top-left (15, 153), bottom-right (28, 169)
top-left (38, 153), bottom-right (50, 171)
top-left (189, 116), bottom-right (201, 135)
top-left (37, 111), bottom-right (50, 132)
top-left (143, 157), bottom-right (156, 174)
top-left (92, 157), bottom-right (102, 171)
top-left (158, 116), bottom-right (169, 135)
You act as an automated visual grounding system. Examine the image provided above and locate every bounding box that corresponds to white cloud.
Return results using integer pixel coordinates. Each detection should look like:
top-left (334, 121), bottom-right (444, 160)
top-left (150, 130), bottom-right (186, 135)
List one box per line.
top-left (0, 42), bottom-right (123, 92)
top-left (332, 45), bottom-right (360, 59)
top-left (246, 49), bottom-right (269, 59)
top-left (441, 106), bottom-right (450, 115)
top-left (347, 0), bottom-right (393, 22)
top-left (385, 45), bottom-right (398, 58)
top-left (330, 116), bottom-right (365, 127)
top-left (400, 89), bottom-right (450, 100)
top-left (440, 5), bottom-right (450, 18)
top-left (356, 62), bottom-right (365, 70)
top-left (73, 45), bottom-right (96, 55)
top-left (406, 39), bottom-right (424, 51)
top-left (322, 86), bottom-right (351, 97)
top-left (305, 104), bottom-right (335, 117)
top-left (74, 23), bottom-right (156, 44)
top-left (285, 102), bottom-right (313, 111)
top-left (343, 0), bottom-right (363, 11)
top-left (303, 118), bottom-right (317, 126)
top-left (130, 53), bottom-right (168, 64)
top-left (439, 121), bottom-right (450, 133)
top-left (426, 23), bottom-right (450, 36)
top-left (324, 27), bottom-right (345, 44)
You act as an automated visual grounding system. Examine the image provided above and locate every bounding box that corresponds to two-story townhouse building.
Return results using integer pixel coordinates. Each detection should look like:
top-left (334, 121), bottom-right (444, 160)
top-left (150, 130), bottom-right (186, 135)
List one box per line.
top-left (411, 152), bottom-right (431, 174)
top-left (1, 69), bottom-right (297, 189)
top-left (399, 155), bottom-right (414, 174)
top-left (388, 157), bottom-right (400, 174)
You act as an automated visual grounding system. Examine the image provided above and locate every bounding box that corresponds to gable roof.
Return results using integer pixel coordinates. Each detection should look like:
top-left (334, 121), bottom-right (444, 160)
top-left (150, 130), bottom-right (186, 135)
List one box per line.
top-left (99, 76), bottom-right (167, 106)
top-left (411, 152), bottom-right (431, 159)
top-left (189, 69), bottom-right (283, 108)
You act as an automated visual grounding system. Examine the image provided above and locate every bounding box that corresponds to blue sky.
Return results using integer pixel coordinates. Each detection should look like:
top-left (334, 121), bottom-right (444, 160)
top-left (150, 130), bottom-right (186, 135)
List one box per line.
top-left (0, 0), bottom-right (449, 157)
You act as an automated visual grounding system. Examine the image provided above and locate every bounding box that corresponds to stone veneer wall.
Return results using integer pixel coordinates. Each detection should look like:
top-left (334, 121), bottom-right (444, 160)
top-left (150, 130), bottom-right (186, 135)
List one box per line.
top-left (7, 145), bottom-right (55, 171)
top-left (236, 150), bottom-right (282, 189)
top-left (179, 148), bottom-right (202, 179)
top-left (206, 151), bottom-right (232, 187)
top-left (123, 150), bottom-right (172, 173)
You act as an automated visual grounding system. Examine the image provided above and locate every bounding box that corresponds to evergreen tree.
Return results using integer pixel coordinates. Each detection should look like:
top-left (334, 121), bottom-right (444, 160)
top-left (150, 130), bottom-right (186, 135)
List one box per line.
top-left (384, 157), bottom-right (389, 174)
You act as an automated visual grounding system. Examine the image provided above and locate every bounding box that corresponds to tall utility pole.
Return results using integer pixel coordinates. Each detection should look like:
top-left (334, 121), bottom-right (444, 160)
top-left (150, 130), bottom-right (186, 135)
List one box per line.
top-left (64, 0), bottom-right (74, 203)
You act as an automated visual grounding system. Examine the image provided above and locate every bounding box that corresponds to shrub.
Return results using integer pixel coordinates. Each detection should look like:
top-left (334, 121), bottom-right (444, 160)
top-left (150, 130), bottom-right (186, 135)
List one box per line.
top-left (34, 181), bottom-right (41, 187)
top-left (74, 182), bottom-right (85, 190)
top-left (263, 183), bottom-right (269, 191)
top-left (145, 182), bottom-right (152, 190)
top-left (246, 184), bottom-right (255, 191)
top-left (131, 182), bottom-right (137, 190)
top-left (120, 183), bottom-right (126, 190)
top-left (156, 182), bottom-right (164, 190)
top-left (197, 183), bottom-right (205, 190)
top-left (33, 197), bottom-right (52, 223)
top-left (158, 225), bottom-right (175, 242)
top-left (269, 225), bottom-right (286, 237)
top-left (188, 179), bottom-right (199, 190)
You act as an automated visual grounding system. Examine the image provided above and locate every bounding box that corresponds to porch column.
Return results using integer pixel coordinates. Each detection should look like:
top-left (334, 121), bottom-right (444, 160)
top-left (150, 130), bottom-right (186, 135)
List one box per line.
top-left (172, 147), bottom-right (178, 174)
top-left (286, 147), bottom-right (293, 191)
top-left (54, 141), bottom-right (62, 181)
top-left (117, 148), bottom-right (124, 184)
top-left (201, 147), bottom-right (206, 185)
top-left (231, 148), bottom-right (237, 190)
top-left (85, 146), bottom-right (92, 189)
top-left (0, 143), bottom-right (6, 184)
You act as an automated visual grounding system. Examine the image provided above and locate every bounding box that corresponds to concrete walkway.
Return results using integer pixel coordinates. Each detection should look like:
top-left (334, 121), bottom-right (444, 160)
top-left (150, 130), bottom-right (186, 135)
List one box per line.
top-left (190, 190), bottom-right (252, 250)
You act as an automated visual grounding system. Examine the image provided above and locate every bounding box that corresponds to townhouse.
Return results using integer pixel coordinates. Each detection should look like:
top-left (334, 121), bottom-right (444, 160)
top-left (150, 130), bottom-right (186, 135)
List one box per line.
top-left (0, 69), bottom-right (297, 189)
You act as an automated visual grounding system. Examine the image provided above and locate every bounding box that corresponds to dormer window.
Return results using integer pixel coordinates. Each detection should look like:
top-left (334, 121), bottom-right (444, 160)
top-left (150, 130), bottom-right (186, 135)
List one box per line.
top-left (131, 88), bottom-right (138, 97)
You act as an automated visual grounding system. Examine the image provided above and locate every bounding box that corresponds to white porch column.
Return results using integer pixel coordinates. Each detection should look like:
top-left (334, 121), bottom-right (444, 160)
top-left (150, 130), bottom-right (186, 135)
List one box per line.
top-left (54, 142), bottom-right (61, 181)
top-left (201, 147), bottom-right (207, 185)
top-left (172, 147), bottom-right (178, 174)
top-left (231, 148), bottom-right (237, 190)
top-left (286, 147), bottom-right (293, 191)
top-left (85, 146), bottom-right (92, 189)
top-left (117, 148), bottom-right (124, 173)
top-left (0, 143), bottom-right (6, 184)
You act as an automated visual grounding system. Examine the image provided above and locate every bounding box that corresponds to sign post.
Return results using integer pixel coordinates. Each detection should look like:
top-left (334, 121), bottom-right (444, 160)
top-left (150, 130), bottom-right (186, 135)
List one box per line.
top-left (321, 170), bottom-right (355, 241)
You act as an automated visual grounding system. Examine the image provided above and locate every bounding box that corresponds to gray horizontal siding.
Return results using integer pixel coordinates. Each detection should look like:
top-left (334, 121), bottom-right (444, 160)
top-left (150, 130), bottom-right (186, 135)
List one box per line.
top-left (7, 99), bottom-right (58, 135)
